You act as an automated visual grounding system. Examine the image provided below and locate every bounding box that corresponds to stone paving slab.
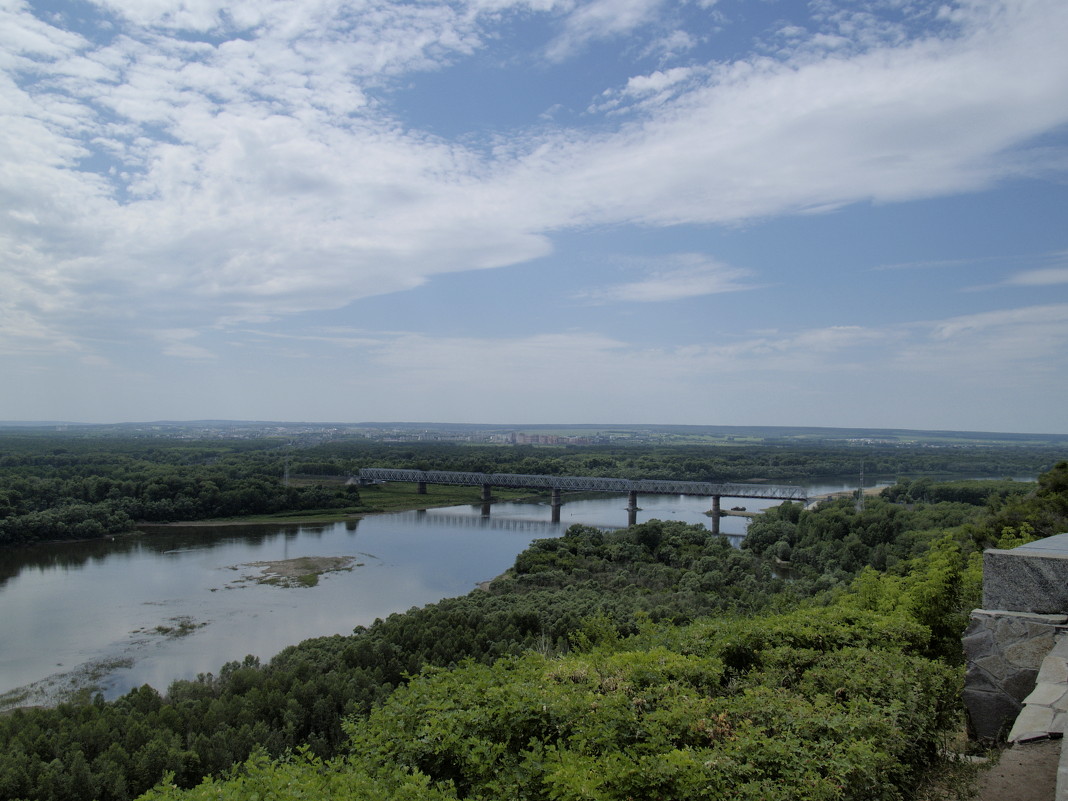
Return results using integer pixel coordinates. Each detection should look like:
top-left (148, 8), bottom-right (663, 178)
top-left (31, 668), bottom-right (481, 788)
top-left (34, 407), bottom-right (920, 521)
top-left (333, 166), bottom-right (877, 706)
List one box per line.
top-left (1010, 633), bottom-right (1068, 744)
top-left (1040, 658), bottom-right (1068, 685)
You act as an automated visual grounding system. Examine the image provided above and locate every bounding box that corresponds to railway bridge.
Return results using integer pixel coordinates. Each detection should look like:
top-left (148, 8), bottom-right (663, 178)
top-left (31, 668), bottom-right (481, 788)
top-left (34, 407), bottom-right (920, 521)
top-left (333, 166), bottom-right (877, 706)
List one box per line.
top-left (357, 468), bottom-right (808, 534)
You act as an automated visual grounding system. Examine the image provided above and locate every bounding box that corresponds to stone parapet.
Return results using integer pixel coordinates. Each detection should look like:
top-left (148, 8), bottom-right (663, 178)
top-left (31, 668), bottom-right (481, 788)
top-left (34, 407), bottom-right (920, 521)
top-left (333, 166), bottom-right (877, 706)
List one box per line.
top-left (984, 533), bottom-right (1068, 614)
top-left (963, 609), bottom-right (1068, 741)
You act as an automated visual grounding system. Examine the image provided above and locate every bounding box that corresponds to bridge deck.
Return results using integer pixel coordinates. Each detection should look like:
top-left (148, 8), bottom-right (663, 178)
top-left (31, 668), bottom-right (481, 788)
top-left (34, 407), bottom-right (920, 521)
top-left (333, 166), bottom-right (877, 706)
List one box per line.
top-left (358, 468), bottom-right (807, 501)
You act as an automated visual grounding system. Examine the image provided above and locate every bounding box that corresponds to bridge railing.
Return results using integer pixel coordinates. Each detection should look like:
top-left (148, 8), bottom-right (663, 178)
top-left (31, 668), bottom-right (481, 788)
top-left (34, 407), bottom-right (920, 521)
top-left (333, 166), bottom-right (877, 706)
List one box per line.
top-left (358, 468), bottom-right (807, 501)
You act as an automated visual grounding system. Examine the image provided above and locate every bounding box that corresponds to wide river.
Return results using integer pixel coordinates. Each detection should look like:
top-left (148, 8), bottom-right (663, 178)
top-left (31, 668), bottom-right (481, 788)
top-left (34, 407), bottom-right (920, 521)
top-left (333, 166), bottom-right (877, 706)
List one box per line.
top-left (0, 478), bottom-right (905, 706)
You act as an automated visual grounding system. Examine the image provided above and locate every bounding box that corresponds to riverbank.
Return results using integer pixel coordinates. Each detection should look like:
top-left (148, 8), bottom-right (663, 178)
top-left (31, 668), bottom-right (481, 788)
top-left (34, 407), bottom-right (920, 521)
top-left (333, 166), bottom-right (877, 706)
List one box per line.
top-left (140, 483), bottom-right (546, 528)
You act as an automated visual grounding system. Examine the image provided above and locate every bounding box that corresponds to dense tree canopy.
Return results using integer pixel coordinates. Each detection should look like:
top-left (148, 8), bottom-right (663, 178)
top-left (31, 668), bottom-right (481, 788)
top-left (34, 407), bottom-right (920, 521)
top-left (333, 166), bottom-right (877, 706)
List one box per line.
top-left (0, 443), bottom-right (1064, 800)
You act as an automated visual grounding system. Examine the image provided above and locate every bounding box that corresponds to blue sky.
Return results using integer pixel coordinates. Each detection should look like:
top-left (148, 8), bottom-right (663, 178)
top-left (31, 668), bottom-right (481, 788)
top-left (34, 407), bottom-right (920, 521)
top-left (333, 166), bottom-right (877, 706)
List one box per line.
top-left (1, 0), bottom-right (1067, 432)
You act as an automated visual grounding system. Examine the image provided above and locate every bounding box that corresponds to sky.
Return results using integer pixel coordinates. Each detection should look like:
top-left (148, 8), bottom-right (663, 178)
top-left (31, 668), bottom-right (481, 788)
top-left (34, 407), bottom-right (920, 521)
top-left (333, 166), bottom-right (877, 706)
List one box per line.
top-left (1, 0), bottom-right (1067, 433)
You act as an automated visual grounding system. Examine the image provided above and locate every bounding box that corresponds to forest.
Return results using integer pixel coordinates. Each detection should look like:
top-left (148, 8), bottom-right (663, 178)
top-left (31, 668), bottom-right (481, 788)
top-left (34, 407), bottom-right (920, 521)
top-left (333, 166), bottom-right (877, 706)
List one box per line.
top-left (0, 430), bottom-right (1059, 546)
top-left (0, 436), bottom-right (1066, 799)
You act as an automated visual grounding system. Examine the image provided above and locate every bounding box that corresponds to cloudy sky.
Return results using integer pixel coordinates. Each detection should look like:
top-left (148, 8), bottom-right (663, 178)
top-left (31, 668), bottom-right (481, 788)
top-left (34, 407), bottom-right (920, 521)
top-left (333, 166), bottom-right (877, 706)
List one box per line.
top-left (2, 0), bottom-right (1067, 432)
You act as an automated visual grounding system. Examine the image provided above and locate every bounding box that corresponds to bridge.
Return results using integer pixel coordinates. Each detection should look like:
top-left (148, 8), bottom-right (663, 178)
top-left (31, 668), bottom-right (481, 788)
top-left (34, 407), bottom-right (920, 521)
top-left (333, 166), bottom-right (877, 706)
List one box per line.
top-left (357, 468), bottom-right (807, 534)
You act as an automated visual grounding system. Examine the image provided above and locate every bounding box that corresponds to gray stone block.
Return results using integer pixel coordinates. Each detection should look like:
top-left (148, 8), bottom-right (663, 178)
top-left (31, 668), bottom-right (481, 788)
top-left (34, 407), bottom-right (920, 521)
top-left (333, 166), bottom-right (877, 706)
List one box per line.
top-left (974, 652), bottom-right (1013, 679)
top-left (1006, 633), bottom-right (1059, 668)
top-left (963, 625), bottom-right (995, 659)
top-left (966, 687), bottom-right (1023, 741)
top-left (966, 662), bottom-right (1005, 694)
top-left (1004, 667), bottom-right (1042, 702)
top-left (984, 536), bottom-right (1068, 614)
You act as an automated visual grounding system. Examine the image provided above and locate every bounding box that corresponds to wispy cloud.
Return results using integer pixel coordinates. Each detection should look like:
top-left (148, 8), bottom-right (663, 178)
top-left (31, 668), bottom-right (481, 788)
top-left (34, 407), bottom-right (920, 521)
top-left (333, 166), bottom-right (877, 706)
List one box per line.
top-left (882, 249), bottom-right (1068, 290)
top-left (1004, 268), bottom-right (1068, 287)
top-left (546, 0), bottom-right (667, 61)
top-left (898, 303), bottom-right (1068, 377)
top-left (152, 329), bottom-right (217, 360)
top-left (588, 66), bottom-right (701, 114)
top-left (578, 254), bottom-right (758, 303)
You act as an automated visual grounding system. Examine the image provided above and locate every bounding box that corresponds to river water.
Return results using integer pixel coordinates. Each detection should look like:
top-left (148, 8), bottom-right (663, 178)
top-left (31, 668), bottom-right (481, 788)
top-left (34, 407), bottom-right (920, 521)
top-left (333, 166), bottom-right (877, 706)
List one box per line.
top-left (0, 478), bottom-right (893, 705)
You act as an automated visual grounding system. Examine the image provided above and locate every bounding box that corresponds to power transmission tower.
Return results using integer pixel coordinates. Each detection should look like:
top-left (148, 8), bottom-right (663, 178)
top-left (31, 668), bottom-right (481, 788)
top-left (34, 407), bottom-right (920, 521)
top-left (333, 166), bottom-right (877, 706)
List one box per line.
top-left (856, 458), bottom-right (866, 512)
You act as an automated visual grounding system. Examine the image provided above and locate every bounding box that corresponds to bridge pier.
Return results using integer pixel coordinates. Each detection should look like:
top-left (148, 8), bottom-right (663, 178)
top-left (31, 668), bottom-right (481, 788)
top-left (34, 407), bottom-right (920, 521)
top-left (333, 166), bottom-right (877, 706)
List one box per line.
top-left (709, 495), bottom-right (721, 536)
top-left (551, 488), bottom-right (562, 523)
top-left (417, 481), bottom-right (427, 495)
top-left (481, 483), bottom-right (494, 503)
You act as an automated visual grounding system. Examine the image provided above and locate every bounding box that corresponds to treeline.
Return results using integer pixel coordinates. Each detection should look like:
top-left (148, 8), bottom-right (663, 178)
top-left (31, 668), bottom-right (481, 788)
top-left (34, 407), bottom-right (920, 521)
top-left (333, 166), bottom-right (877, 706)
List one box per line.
top-left (0, 431), bottom-right (1057, 547)
top-left (880, 477), bottom-right (1033, 505)
top-left (300, 439), bottom-right (1057, 482)
top-left (0, 436), bottom-right (360, 545)
top-left (3, 465), bottom-right (1066, 800)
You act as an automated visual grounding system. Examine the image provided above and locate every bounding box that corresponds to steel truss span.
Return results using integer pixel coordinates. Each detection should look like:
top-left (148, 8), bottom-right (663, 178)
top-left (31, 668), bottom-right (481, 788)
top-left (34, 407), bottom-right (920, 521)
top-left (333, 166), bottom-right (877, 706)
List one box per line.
top-left (358, 468), bottom-right (807, 502)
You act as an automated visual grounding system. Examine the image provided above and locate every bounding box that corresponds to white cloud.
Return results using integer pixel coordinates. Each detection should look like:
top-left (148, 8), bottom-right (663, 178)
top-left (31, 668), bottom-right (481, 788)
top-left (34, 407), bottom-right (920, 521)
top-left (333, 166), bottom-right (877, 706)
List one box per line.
top-left (152, 328), bottom-right (217, 360)
top-left (580, 254), bottom-right (756, 303)
top-left (898, 303), bottom-right (1068, 377)
top-left (1005, 268), bottom-right (1068, 286)
top-left (546, 0), bottom-right (666, 61)
top-left (520, 0), bottom-right (1068, 227)
top-left (1, 0), bottom-right (1067, 381)
top-left (625, 66), bottom-right (694, 96)
top-left (589, 66), bottom-right (699, 113)
top-left (644, 29), bottom-right (697, 61)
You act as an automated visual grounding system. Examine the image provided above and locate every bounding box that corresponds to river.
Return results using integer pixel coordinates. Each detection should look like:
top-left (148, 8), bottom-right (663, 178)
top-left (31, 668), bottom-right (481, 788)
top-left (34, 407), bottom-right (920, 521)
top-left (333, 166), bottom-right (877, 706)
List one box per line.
top-left (0, 477), bottom-right (918, 707)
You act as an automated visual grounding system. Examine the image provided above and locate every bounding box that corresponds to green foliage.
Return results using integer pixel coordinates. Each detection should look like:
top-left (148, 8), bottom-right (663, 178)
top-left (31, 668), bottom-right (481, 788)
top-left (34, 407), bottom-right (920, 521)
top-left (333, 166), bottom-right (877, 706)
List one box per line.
top-left (743, 491), bottom-right (992, 581)
top-left (341, 609), bottom-right (957, 801)
top-left (880, 478), bottom-right (1032, 506)
top-left (0, 436), bottom-right (362, 545)
top-left (841, 535), bottom-right (975, 662)
top-left (140, 747), bottom-right (454, 801)
top-left (2, 453), bottom-right (1066, 801)
top-left (986, 461), bottom-right (1068, 543)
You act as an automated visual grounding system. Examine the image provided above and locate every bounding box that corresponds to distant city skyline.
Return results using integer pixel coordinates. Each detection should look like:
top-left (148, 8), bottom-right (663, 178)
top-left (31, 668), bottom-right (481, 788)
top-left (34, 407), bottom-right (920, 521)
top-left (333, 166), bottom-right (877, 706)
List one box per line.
top-left (2, 0), bottom-right (1067, 433)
